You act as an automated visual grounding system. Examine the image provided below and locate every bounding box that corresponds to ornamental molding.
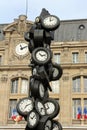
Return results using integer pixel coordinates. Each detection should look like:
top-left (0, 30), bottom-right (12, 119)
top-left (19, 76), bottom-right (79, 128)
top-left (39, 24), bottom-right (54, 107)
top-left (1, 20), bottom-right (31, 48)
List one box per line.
top-left (3, 15), bottom-right (33, 36)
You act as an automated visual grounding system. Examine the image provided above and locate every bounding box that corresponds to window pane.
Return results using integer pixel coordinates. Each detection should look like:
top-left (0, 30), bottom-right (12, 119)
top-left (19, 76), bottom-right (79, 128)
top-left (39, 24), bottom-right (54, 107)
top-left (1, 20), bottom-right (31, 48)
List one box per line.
top-left (21, 79), bottom-right (28, 94)
top-left (85, 52), bottom-right (87, 63)
top-left (53, 53), bottom-right (60, 64)
top-left (0, 55), bottom-right (2, 65)
top-left (72, 99), bottom-right (81, 119)
top-left (72, 52), bottom-right (78, 63)
top-left (9, 99), bottom-right (17, 118)
top-left (84, 76), bottom-right (87, 92)
top-left (83, 99), bottom-right (87, 118)
top-left (51, 81), bottom-right (59, 93)
top-left (84, 99), bottom-right (87, 107)
top-left (72, 77), bottom-right (81, 92)
top-left (11, 79), bottom-right (18, 93)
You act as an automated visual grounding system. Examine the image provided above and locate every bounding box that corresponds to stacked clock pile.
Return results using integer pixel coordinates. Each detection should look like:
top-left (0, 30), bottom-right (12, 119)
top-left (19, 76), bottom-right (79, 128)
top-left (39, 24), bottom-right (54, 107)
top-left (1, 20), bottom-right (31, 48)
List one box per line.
top-left (16, 9), bottom-right (63, 130)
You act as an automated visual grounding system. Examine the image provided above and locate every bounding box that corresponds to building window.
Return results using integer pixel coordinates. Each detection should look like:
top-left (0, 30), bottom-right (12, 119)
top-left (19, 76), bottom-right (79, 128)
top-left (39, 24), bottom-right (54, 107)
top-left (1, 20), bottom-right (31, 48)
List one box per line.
top-left (85, 52), bottom-right (87, 63)
top-left (72, 77), bottom-right (81, 92)
top-left (83, 76), bottom-right (87, 92)
top-left (72, 99), bottom-right (87, 120)
top-left (72, 52), bottom-right (79, 63)
top-left (51, 81), bottom-right (59, 94)
top-left (0, 55), bottom-right (2, 65)
top-left (11, 78), bottom-right (18, 93)
top-left (21, 78), bottom-right (28, 94)
top-left (11, 78), bottom-right (28, 94)
top-left (79, 24), bottom-right (85, 30)
top-left (84, 99), bottom-right (87, 112)
top-left (72, 99), bottom-right (81, 119)
top-left (9, 99), bottom-right (17, 118)
top-left (53, 53), bottom-right (60, 64)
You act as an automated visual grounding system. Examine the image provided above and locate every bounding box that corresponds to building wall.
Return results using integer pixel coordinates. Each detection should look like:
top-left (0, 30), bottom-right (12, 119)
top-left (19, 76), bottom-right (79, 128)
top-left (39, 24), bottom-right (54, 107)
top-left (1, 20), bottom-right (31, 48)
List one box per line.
top-left (0, 15), bottom-right (87, 130)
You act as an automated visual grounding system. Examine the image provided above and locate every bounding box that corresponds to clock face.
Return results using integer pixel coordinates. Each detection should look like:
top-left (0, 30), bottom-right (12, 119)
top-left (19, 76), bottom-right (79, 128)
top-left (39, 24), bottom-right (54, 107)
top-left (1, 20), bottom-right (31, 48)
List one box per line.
top-left (45, 102), bottom-right (55, 115)
top-left (45, 120), bottom-right (52, 130)
top-left (37, 116), bottom-right (52, 130)
top-left (35, 99), bottom-right (46, 116)
top-left (16, 97), bottom-right (34, 116)
top-left (15, 43), bottom-right (28, 55)
top-left (41, 15), bottom-right (60, 31)
top-left (30, 79), bottom-right (45, 99)
top-left (32, 47), bottom-right (52, 65)
top-left (44, 98), bottom-right (60, 118)
top-left (50, 63), bottom-right (63, 81)
top-left (36, 50), bottom-right (48, 62)
top-left (39, 82), bottom-right (45, 98)
top-left (52, 121), bottom-right (62, 130)
top-left (27, 110), bottom-right (39, 128)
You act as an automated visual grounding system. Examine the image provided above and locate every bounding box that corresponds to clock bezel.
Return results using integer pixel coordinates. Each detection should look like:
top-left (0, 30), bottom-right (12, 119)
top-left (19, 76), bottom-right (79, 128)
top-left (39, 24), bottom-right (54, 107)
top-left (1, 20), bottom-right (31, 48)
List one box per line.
top-left (27, 110), bottom-right (39, 128)
top-left (41, 15), bottom-right (60, 31)
top-left (49, 62), bottom-right (63, 81)
top-left (16, 97), bottom-right (34, 116)
top-left (32, 47), bottom-right (52, 65)
top-left (37, 116), bottom-right (52, 130)
top-left (35, 99), bottom-right (46, 116)
top-left (52, 120), bottom-right (63, 130)
top-left (43, 98), bottom-right (60, 119)
top-left (29, 78), bottom-right (47, 100)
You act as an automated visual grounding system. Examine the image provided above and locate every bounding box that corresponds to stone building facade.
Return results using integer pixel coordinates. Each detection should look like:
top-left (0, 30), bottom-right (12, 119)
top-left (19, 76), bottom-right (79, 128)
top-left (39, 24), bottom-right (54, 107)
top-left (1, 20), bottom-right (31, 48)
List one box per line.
top-left (0, 15), bottom-right (87, 130)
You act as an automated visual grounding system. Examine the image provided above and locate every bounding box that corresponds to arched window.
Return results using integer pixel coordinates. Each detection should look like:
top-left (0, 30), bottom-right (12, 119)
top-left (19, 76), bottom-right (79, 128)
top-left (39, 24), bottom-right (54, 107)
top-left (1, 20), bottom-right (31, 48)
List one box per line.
top-left (11, 78), bottom-right (18, 93)
top-left (11, 77), bottom-right (28, 94)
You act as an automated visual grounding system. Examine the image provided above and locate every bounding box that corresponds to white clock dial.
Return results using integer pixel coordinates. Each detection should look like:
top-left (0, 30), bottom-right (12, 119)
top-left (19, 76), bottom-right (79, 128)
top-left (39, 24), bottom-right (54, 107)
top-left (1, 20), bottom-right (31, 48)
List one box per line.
top-left (45, 120), bottom-right (52, 130)
top-left (43, 16), bottom-right (57, 27)
top-left (29, 112), bottom-right (37, 126)
top-left (32, 47), bottom-right (52, 65)
top-left (15, 43), bottom-right (28, 55)
top-left (36, 50), bottom-right (47, 61)
top-left (16, 97), bottom-right (34, 116)
top-left (39, 83), bottom-right (45, 98)
top-left (19, 99), bottom-right (33, 112)
top-left (37, 101), bottom-right (46, 116)
top-left (45, 102), bottom-right (55, 115)
top-left (27, 110), bottom-right (39, 128)
top-left (44, 99), bottom-right (60, 118)
top-left (53, 68), bottom-right (59, 78)
top-left (41, 15), bottom-right (60, 31)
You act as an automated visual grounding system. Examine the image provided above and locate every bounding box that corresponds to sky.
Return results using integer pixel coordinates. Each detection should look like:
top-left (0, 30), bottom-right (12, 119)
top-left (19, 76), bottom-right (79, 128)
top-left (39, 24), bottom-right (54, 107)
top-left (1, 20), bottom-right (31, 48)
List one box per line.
top-left (0, 0), bottom-right (87, 24)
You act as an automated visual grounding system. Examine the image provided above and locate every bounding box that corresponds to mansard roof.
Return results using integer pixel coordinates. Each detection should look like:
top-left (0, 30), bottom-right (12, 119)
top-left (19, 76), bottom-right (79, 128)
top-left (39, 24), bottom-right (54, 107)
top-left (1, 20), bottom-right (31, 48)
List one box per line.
top-left (0, 15), bottom-right (87, 42)
top-left (54, 18), bottom-right (87, 42)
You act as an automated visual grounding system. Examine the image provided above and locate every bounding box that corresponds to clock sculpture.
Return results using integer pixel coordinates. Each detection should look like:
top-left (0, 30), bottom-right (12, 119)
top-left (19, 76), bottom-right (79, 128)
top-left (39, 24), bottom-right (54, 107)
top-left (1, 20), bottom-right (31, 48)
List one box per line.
top-left (16, 8), bottom-right (63, 130)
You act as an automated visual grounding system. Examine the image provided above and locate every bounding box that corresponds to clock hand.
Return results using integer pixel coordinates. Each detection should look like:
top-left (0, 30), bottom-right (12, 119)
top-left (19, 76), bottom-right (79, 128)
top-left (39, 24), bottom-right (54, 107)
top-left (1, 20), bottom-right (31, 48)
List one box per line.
top-left (31, 114), bottom-right (36, 119)
top-left (40, 107), bottom-right (43, 112)
top-left (39, 53), bottom-right (46, 56)
top-left (46, 104), bottom-right (49, 110)
top-left (24, 103), bottom-right (31, 109)
top-left (20, 44), bottom-right (23, 49)
top-left (45, 125), bottom-right (50, 129)
top-left (20, 46), bottom-right (28, 50)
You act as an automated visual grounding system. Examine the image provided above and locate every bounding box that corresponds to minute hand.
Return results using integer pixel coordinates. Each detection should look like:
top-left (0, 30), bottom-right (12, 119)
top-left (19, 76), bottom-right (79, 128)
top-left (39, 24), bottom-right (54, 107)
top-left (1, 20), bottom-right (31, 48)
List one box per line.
top-left (39, 53), bottom-right (46, 56)
top-left (20, 46), bottom-right (28, 50)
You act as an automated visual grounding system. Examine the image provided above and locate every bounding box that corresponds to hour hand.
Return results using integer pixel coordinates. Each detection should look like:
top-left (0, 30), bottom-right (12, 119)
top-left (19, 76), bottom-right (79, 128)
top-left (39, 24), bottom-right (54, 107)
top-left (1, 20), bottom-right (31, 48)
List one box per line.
top-left (20, 45), bottom-right (28, 50)
top-left (39, 53), bottom-right (46, 56)
top-left (20, 44), bottom-right (23, 49)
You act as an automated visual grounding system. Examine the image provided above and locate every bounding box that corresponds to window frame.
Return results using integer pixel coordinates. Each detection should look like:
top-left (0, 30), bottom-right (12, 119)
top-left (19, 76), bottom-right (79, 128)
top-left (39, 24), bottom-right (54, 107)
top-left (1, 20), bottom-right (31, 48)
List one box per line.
top-left (72, 52), bottom-right (79, 63)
